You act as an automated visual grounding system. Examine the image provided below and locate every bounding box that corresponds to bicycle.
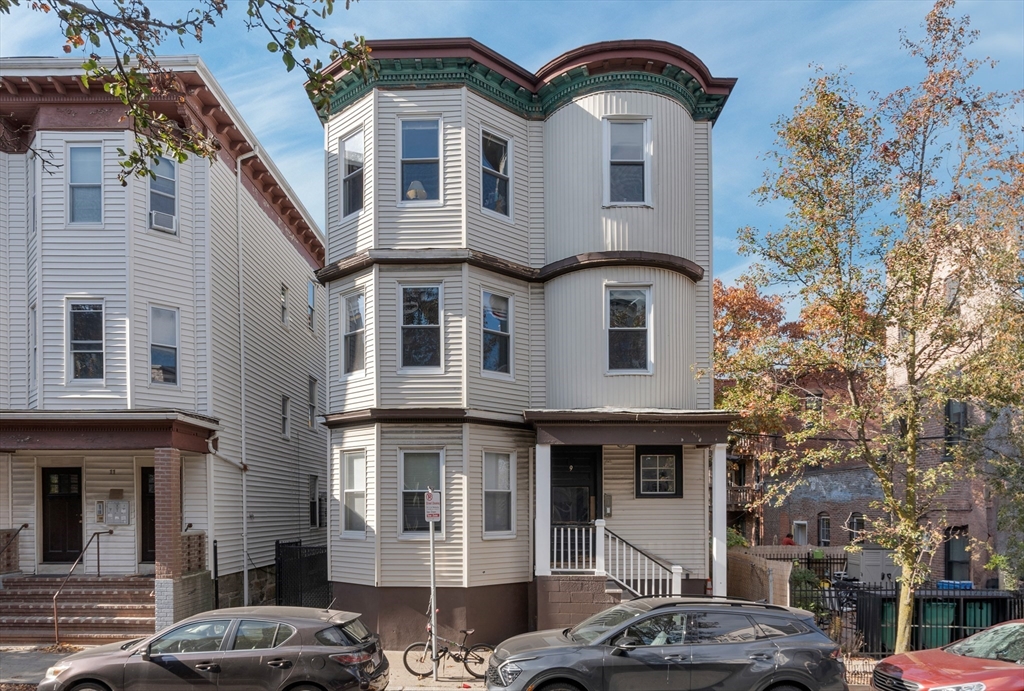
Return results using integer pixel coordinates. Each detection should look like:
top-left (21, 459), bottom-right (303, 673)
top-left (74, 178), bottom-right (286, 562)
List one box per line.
top-left (403, 622), bottom-right (493, 679)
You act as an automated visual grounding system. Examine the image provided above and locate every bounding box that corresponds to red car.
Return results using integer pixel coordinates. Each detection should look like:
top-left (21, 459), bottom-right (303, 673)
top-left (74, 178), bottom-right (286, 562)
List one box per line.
top-left (872, 619), bottom-right (1024, 691)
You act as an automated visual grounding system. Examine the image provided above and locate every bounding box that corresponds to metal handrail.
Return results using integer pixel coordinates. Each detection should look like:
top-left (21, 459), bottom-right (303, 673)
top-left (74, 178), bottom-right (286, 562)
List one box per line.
top-left (0, 523), bottom-right (29, 558)
top-left (53, 529), bottom-right (113, 644)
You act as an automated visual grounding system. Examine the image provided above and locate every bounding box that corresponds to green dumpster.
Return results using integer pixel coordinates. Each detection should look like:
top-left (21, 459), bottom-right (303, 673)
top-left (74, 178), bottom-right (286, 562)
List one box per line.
top-left (920, 601), bottom-right (956, 649)
top-left (881, 600), bottom-right (896, 652)
top-left (964, 601), bottom-right (992, 636)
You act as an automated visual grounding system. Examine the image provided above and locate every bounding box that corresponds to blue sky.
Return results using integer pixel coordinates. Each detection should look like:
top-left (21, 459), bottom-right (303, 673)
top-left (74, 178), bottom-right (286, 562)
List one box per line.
top-left (3, 0), bottom-right (1022, 285)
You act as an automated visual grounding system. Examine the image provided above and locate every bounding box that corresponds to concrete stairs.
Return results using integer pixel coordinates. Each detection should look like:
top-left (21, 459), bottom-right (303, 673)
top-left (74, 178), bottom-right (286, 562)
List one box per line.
top-left (0, 574), bottom-right (156, 644)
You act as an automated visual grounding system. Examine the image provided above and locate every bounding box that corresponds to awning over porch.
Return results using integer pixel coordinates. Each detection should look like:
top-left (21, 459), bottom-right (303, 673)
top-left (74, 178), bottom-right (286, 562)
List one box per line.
top-left (524, 407), bottom-right (737, 446)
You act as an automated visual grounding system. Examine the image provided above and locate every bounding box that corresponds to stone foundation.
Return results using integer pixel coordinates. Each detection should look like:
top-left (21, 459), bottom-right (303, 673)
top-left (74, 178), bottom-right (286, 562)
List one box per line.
top-left (534, 575), bottom-right (622, 631)
top-left (215, 565), bottom-right (276, 609)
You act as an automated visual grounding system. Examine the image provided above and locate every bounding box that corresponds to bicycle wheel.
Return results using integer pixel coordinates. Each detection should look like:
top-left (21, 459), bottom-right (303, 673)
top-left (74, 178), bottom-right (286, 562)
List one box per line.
top-left (403, 641), bottom-right (434, 677)
top-left (463, 643), bottom-right (493, 679)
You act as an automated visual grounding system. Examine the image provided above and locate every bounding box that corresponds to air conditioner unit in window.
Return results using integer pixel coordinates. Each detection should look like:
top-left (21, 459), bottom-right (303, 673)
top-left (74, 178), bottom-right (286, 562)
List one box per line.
top-left (150, 210), bottom-right (176, 233)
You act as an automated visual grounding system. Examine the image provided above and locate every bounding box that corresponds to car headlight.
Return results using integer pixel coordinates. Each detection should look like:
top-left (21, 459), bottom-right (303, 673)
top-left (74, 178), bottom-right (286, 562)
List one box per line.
top-left (43, 662), bottom-right (72, 681)
top-left (930, 684), bottom-right (985, 691)
top-left (498, 661), bottom-right (523, 686)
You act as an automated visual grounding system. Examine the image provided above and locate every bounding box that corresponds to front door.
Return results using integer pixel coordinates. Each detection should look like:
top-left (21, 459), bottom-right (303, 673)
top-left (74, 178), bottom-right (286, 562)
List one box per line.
top-left (140, 467), bottom-right (156, 563)
top-left (42, 467), bottom-right (83, 563)
top-left (551, 447), bottom-right (601, 523)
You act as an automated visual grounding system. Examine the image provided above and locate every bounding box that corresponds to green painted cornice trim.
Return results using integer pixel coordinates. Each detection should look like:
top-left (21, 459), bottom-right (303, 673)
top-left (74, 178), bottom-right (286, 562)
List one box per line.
top-left (327, 58), bottom-right (728, 123)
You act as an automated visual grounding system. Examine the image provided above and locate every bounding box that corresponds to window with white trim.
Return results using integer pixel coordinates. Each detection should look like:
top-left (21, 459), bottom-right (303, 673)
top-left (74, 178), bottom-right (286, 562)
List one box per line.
top-left (817, 513), bottom-right (831, 547)
top-left (280, 285), bottom-right (289, 326)
top-left (344, 293), bottom-right (365, 374)
top-left (307, 376), bottom-right (317, 428)
top-left (401, 450), bottom-right (442, 534)
top-left (481, 131), bottom-right (510, 216)
top-left (482, 291), bottom-right (511, 375)
top-left (149, 156), bottom-right (177, 232)
top-left (281, 396), bottom-right (291, 439)
top-left (29, 304), bottom-right (37, 385)
top-left (308, 474), bottom-right (320, 527)
top-left (69, 146), bottom-right (102, 223)
top-left (847, 513), bottom-right (865, 543)
top-left (342, 131), bottom-right (364, 217)
top-left (605, 120), bottom-right (650, 205)
top-left (69, 302), bottom-right (103, 380)
top-left (608, 287), bottom-right (650, 372)
top-left (484, 452), bottom-right (514, 534)
top-left (400, 119), bottom-right (440, 202)
top-left (342, 450), bottom-right (366, 534)
top-left (307, 281), bottom-right (316, 331)
top-left (401, 285), bottom-right (441, 369)
top-left (150, 306), bottom-right (178, 385)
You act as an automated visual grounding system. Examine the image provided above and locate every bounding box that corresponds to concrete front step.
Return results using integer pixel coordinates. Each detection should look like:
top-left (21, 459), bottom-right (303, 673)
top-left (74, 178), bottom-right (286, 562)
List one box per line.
top-left (1, 576), bottom-right (154, 589)
top-left (0, 628), bottom-right (148, 644)
top-left (2, 602), bottom-right (155, 617)
top-left (0, 588), bottom-right (155, 602)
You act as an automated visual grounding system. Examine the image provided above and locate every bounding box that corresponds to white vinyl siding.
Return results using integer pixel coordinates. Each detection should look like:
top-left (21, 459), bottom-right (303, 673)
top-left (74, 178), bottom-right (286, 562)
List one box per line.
top-left (466, 269), bottom-right (530, 414)
top-left (329, 425), bottom-right (376, 586)
top-left (324, 93), bottom-right (374, 263)
top-left (328, 270), bottom-right (375, 411)
top-left (341, 450), bottom-right (367, 535)
top-left (693, 122), bottom-right (713, 409)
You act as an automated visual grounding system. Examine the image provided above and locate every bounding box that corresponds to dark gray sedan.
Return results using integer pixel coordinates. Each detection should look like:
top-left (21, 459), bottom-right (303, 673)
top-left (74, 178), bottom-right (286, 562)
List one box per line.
top-left (38, 605), bottom-right (389, 691)
top-left (487, 596), bottom-right (848, 691)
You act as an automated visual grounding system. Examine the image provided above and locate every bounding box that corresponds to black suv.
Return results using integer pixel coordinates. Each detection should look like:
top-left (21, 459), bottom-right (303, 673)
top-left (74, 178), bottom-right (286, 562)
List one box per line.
top-left (486, 596), bottom-right (847, 691)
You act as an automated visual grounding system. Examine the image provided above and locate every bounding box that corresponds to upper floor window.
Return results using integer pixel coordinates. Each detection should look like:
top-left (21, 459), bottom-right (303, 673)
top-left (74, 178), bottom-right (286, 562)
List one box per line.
top-left (150, 156), bottom-right (177, 233)
top-left (307, 376), bottom-right (317, 428)
top-left (817, 513), bottom-right (831, 547)
top-left (280, 285), bottom-right (289, 326)
top-left (482, 291), bottom-right (511, 376)
top-left (635, 446), bottom-right (682, 498)
top-left (401, 285), bottom-right (441, 370)
top-left (69, 302), bottom-right (103, 380)
top-left (481, 132), bottom-right (510, 217)
top-left (400, 119), bottom-right (440, 202)
top-left (484, 452), bottom-right (514, 535)
top-left (308, 474), bottom-right (322, 528)
top-left (608, 287), bottom-right (650, 372)
top-left (605, 120), bottom-right (650, 205)
top-left (401, 450), bottom-right (442, 535)
top-left (69, 146), bottom-right (102, 223)
top-left (281, 396), bottom-right (291, 439)
top-left (307, 281), bottom-right (316, 331)
top-left (344, 292), bottom-right (365, 375)
top-left (944, 399), bottom-right (968, 459)
top-left (805, 391), bottom-right (824, 411)
top-left (150, 306), bottom-right (178, 385)
top-left (342, 450), bottom-right (367, 535)
top-left (342, 131), bottom-right (364, 217)
top-left (29, 304), bottom-right (37, 385)
top-left (847, 512), bottom-right (865, 543)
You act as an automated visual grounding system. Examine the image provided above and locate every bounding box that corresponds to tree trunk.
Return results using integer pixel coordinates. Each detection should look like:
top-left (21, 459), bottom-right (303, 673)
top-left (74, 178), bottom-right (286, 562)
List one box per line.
top-left (894, 581), bottom-right (915, 653)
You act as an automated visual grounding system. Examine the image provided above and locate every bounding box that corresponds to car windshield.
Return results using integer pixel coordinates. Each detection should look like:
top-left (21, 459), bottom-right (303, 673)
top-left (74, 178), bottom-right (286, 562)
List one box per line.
top-left (947, 623), bottom-right (1024, 663)
top-left (569, 603), bottom-right (648, 644)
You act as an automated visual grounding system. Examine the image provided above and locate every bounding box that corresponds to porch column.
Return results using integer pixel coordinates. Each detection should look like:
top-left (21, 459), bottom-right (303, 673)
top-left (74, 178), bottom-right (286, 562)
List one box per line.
top-left (535, 443), bottom-right (551, 577)
top-left (155, 447), bottom-right (182, 628)
top-left (711, 443), bottom-right (727, 596)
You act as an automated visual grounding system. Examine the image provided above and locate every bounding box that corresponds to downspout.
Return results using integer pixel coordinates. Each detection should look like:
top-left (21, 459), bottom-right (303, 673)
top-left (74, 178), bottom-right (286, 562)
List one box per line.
top-left (236, 148), bottom-right (257, 605)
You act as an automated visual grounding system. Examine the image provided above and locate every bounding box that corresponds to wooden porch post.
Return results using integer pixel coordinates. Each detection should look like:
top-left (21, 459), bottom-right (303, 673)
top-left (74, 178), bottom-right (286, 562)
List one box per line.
top-left (535, 443), bottom-right (551, 577)
top-left (711, 443), bottom-right (727, 596)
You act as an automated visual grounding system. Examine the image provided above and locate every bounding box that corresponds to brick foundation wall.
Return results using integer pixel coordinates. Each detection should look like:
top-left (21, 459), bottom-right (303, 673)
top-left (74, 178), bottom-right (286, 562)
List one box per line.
top-left (154, 447), bottom-right (182, 580)
top-left (0, 529), bottom-right (21, 574)
top-left (535, 575), bottom-right (621, 631)
top-left (174, 571), bottom-right (214, 621)
top-left (182, 532), bottom-right (206, 574)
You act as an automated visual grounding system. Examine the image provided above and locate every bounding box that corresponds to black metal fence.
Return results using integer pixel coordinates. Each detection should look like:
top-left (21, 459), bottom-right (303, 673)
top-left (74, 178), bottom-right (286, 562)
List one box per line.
top-left (275, 539), bottom-right (330, 608)
top-left (792, 581), bottom-right (1024, 685)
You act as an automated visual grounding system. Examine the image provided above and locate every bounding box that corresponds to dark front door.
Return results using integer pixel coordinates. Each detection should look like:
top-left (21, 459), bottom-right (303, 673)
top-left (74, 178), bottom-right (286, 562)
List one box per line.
top-left (42, 467), bottom-right (83, 563)
top-left (551, 447), bottom-right (602, 524)
top-left (140, 466), bottom-right (156, 563)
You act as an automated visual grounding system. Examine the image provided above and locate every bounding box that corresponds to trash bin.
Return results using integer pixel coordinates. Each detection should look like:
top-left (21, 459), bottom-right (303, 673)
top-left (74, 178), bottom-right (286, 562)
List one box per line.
top-left (964, 601), bottom-right (992, 636)
top-left (881, 600), bottom-right (896, 653)
top-left (919, 601), bottom-right (956, 649)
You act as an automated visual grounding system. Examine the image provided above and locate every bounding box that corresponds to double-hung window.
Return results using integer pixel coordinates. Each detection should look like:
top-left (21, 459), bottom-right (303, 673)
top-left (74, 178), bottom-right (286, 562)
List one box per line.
top-left (281, 396), bottom-right (291, 439)
top-left (400, 119), bottom-right (440, 202)
top-left (150, 156), bottom-right (177, 232)
top-left (484, 452), bottom-right (514, 535)
top-left (944, 399), bottom-right (968, 459)
top-left (307, 281), bottom-right (316, 331)
top-left (402, 450), bottom-right (442, 534)
top-left (69, 146), bottom-right (102, 223)
top-left (605, 120), bottom-right (650, 205)
top-left (635, 446), bottom-right (683, 498)
top-left (150, 306), bottom-right (178, 385)
top-left (29, 305), bottom-right (37, 385)
top-left (817, 513), bottom-right (831, 547)
top-left (401, 286), bottom-right (441, 369)
top-left (69, 302), bottom-right (103, 380)
top-left (481, 132), bottom-right (510, 216)
top-left (307, 377), bottom-right (317, 428)
top-left (342, 131), bottom-right (364, 217)
top-left (344, 293), bottom-right (365, 374)
top-left (280, 285), bottom-right (289, 326)
top-left (482, 291), bottom-right (511, 376)
top-left (847, 513), bottom-right (865, 543)
top-left (308, 475), bottom-right (320, 527)
top-left (608, 287), bottom-right (650, 372)
top-left (342, 450), bottom-right (366, 535)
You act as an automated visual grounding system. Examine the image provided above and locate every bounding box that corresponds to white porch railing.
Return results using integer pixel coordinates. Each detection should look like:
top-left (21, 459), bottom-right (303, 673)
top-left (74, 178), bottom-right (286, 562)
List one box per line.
top-left (550, 520), bottom-right (685, 597)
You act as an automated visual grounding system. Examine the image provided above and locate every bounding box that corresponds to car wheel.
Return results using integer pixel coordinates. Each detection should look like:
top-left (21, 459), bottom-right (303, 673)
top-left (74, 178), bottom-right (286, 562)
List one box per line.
top-left (286, 685), bottom-right (324, 691)
top-left (70, 683), bottom-right (110, 691)
top-left (768, 686), bottom-right (802, 691)
top-left (539, 682), bottom-right (583, 691)
top-left (403, 641), bottom-right (434, 677)
top-left (463, 643), bottom-right (493, 679)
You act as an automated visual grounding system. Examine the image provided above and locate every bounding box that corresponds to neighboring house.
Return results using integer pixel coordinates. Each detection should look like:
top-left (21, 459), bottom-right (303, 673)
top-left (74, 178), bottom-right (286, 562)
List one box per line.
top-left (0, 56), bottom-right (328, 640)
top-left (316, 38), bottom-right (737, 646)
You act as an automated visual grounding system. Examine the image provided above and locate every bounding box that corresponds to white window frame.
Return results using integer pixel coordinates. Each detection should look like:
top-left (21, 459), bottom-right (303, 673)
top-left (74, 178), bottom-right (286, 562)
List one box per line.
top-left (481, 289), bottom-right (513, 381)
top-left (67, 299), bottom-right (104, 383)
top-left (482, 450), bottom-right (516, 539)
top-left (340, 129), bottom-right (365, 219)
top-left (817, 513), bottom-right (831, 547)
top-left (307, 281), bottom-right (316, 332)
top-left (480, 127), bottom-right (513, 223)
top-left (29, 303), bottom-right (37, 387)
top-left (341, 449), bottom-right (367, 539)
top-left (605, 284), bottom-right (653, 375)
top-left (342, 291), bottom-right (366, 378)
top-left (281, 396), bottom-right (291, 439)
top-left (307, 376), bottom-right (317, 428)
top-left (399, 448), bottom-right (445, 540)
top-left (603, 117), bottom-right (652, 207)
top-left (397, 115), bottom-right (443, 207)
top-left (149, 304), bottom-right (179, 387)
top-left (280, 284), bottom-right (289, 327)
top-left (149, 155), bottom-right (177, 233)
top-left (308, 474), bottom-right (322, 528)
top-left (67, 144), bottom-right (103, 225)
top-left (792, 520), bottom-right (808, 546)
top-left (399, 283), bottom-right (444, 374)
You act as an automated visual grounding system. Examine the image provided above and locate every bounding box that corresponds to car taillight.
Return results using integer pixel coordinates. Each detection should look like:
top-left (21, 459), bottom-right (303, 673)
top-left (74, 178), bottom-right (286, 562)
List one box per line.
top-left (330, 651), bottom-right (373, 665)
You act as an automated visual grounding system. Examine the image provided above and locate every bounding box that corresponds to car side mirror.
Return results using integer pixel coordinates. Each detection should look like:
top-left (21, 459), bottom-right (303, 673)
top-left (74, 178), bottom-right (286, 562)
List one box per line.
top-left (611, 636), bottom-right (640, 656)
top-left (140, 643), bottom-right (152, 662)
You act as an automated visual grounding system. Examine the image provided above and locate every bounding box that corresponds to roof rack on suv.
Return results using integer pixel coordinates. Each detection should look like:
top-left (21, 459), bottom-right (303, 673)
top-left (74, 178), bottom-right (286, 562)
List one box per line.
top-left (629, 594), bottom-right (791, 614)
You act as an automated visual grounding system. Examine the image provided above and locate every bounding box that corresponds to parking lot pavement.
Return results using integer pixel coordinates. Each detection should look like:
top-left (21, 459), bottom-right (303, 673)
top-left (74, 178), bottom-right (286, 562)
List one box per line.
top-left (383, 649), bottom-right (485, 690)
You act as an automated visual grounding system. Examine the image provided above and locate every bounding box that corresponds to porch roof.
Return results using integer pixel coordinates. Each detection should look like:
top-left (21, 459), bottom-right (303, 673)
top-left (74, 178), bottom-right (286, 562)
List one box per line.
top-left (524, 407), bottom-right (738, 446)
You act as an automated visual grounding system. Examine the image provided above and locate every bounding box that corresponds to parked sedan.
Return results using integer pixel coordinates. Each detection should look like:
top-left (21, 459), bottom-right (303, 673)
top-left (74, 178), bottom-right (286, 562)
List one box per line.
top-left (872, 619), bottom-right (1024, 691)
top-left (486, 596), bottom-right (847, 691)
top-left (38, 605), bottom-right (389, 691)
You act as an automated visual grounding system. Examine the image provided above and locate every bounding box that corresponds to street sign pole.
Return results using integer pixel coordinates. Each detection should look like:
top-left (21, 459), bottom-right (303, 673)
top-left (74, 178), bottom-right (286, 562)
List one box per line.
top-left (425, 487), bottom-right (441, 681)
